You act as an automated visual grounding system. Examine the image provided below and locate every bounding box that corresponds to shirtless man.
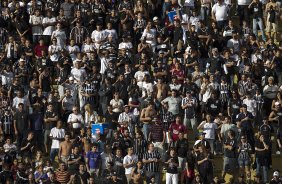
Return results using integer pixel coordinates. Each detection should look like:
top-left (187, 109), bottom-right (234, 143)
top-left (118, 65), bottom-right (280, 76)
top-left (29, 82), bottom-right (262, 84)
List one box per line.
top-left (82, 127), bottom-right (93, 153)
top-left (155, 78), bottom-right (168, 101)
top-left (140, 102), bottom-right (157, 140)
top-left (59, 133), bottom-right (73, 163)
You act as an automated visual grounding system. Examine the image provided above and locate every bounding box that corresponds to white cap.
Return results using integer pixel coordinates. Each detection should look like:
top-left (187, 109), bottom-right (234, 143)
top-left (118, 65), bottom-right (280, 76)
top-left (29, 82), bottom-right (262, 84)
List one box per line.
top-left (69, 76), bottom-right (74, 81)
top-left (153, 16), bottom-right (158, 21)
top-left (275, 102), bottom-right (280, 106)
top-left (273, 171), bottom-right (279, 177)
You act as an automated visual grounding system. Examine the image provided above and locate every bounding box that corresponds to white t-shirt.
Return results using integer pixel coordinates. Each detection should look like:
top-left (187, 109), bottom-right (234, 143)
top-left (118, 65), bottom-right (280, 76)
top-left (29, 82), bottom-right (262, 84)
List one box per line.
top-left (70, 68), bottom-right (87, 83)
top-left (110, 99), bottom-right (124, 113)
top-left (50, 127), bottom-right (65, 149)
top-left (141, 28), bottom-right (156, 46)
top-left (91, 30), bottom-right (107, 44)
top-left (66, 45), bottom-right (80, 61)
top-left (81, 43), bottom-right (95, 58)
top-left (212, 3), bottom-right (229, 21)
top-left (200, 121), bottom-right (218, 140)
top-left (243, 98), bottom-right (257, 116)
top-left (237, 0), bottom-right (251, 5)
top-left (48, 45), bottom-right (62, 62)
top-left (51, 30), bottom-right (66, 47)
top-left (29, 15), bottom-right (43, 35)
top-left (42, 17), bottom-right (56, 35)
top-left (134, 70), bottom-right (149, 82)
top-left (137, 81), bottom-right (153, 97)
top-left (105, 29), bottom-right (118, 41)
top-left (67, 113), bottom-right (85, 128)
top-left (123, 154), bottom-right (138, 174)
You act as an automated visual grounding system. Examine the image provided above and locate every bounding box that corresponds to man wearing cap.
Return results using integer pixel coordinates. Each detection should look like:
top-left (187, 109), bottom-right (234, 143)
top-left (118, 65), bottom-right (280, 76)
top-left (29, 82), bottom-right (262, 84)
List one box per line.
top-left (182, 90), bottom-right (198, 138)
top-left (270, 171), bottom-right (282, 183)
top-left (193, 132), bottom-right (211, 153)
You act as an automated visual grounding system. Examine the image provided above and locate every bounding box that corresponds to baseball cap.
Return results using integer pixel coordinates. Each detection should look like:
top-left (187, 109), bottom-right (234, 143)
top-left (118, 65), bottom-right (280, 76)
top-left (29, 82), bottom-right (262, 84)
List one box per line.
top-left (153, 16), bottom-right (158, 21)
top-left (69, 76), bottom-right (74, 81)
top-left (273, 171), bottom-right (280, 177)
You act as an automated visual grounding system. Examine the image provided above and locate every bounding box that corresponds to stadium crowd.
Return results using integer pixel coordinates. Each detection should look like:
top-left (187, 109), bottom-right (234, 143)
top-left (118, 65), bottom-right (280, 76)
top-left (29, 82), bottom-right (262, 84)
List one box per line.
top-left (0, 0), bottom-right (282, 183)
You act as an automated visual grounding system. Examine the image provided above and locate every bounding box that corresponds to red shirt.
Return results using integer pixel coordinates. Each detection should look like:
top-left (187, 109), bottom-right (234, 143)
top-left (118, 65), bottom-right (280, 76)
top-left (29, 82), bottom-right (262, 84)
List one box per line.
top-left (169, 122), bottom-right (186, 141)
top-left (171, 69), bottom-right (185, 83)
top-left (34, 44), bottom-right (48, 57)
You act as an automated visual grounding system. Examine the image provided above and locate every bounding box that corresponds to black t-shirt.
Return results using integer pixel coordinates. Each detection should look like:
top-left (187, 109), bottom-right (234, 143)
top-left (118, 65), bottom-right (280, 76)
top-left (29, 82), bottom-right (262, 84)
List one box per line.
top-left (68, 153), bottom-right (83, 173)
top-left (250, 2), bottom-right (263, 18)
top-left (20, 138), bottom-right (35, 156)
top-left (14, 111), bottom-right (29, 133)
top-left (260, 124), bottom-right (273, 141)
top-left (176, 138), bottom-right (189, 158)
top-left (78, 171), bottom-right (90, 184)
top-left (165, 155), bottom-right (179, 174)
top-left (104, 111), bottom-right (119, 129)
top-left (44, 111), bottom-right (58, 130)
top-left (255, 140), bottom-right (268, 158)
top-left (208, 56), bottom-right (223, 74)
top-left (224, 138), bottom-right (237, 158)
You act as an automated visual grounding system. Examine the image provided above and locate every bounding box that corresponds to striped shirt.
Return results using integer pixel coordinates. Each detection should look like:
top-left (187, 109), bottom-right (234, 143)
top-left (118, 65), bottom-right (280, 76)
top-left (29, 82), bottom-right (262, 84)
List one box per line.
top-left (143, 150), bottom-right (161, 172)
top-left (133, 138), bottom-right (147, 159)
top-left (70, 26), bottom-right (89, 44)
top-left (219, 83), bottom-right (230, 103)
top-left (238, 142), bottom-right (252, 160)
top-left (181, 97), bottom-right (197, 119)
top-left (254, 95), bottom-right (264, 115)
top-left (160, 109), bottom-right (175, 131)
top-left (81, 82), bottom-right (97, 103)
top-left (55, 170), bottom-right (70, 184)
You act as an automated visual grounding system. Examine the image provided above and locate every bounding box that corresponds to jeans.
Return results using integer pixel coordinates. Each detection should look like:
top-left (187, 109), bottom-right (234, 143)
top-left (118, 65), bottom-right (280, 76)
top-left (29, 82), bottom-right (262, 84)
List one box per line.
top-left (50, 148), bottom-right (59, 162)
top-left (256, 157), bottom-right (268, 183)
top-left (206, 139), bottom-right (215, 153)
top-left (217, 20), bottom-right (227, 31)
top-left (201, 6), bottom-right (210, 23)
top-left (166, 173), bottom-right (179, 184)
top-left (253, 18), bottom-right (266, 41)
top-left (143, 124), bottom-right (152, 141)
top-left (178, 157), bottom-right (187, 170)
top-left (237, 5), bottom-right (249, 25)
top-left (162, 2), bottom-right (171, 19)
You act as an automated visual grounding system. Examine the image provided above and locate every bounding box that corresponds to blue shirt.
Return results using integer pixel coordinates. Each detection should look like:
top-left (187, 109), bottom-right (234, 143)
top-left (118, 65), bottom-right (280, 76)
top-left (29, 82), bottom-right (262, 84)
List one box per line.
top-left (86, 151), bottom-right (101, 169)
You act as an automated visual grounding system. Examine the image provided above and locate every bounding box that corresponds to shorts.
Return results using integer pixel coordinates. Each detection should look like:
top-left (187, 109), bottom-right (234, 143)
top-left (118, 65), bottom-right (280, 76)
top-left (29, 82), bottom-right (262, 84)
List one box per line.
top-left (61, 155), bottom-right (70, 164)
top-left (223, 157), bottom-right (237, 172)
top-left (44, 130), bottom-right (51, 145)
top-left (238, 158), bottom-right (250, 167)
